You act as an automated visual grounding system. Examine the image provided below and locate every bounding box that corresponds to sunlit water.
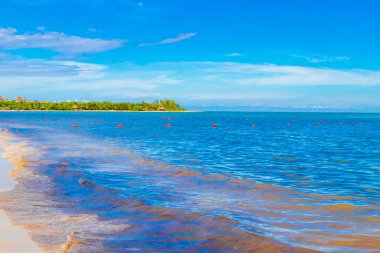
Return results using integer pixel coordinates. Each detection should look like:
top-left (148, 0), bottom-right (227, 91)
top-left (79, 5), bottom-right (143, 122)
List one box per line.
top-left (0, 112), bottom-right (379, 252)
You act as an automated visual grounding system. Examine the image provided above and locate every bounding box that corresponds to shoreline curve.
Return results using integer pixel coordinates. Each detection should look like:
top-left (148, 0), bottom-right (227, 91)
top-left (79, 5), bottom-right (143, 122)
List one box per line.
top-left (0, 134), bottom-right (42, 253)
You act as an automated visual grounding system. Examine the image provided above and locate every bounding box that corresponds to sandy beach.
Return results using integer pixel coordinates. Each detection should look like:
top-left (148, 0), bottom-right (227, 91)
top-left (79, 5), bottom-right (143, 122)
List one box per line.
top-left (0, 146), bottom-right (41, 253)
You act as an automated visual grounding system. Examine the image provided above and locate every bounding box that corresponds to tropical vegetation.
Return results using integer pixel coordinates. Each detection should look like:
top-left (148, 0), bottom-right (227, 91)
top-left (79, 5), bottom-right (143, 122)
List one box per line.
top-left (0, 98), bottom-right (186, 111)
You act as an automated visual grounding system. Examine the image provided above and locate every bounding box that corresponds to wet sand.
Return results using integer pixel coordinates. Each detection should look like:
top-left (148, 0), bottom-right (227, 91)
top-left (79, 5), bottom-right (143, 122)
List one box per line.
top-left (0, 146), bottom-right (41, 253)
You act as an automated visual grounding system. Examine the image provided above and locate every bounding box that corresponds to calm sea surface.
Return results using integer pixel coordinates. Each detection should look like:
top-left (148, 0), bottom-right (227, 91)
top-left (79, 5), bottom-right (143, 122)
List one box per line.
top-left (0, 112), bottom-right (379, 252)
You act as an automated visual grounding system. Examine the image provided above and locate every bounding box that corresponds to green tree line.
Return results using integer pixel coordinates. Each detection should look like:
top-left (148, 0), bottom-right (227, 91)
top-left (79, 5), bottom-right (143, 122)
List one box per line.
top-left (0, 99), bottom-right (186, 111)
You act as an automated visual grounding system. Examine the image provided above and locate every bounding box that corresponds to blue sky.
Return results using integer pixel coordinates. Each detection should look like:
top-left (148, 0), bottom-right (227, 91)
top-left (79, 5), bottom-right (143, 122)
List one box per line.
top-left (0, 0), bottom-right (380, 111)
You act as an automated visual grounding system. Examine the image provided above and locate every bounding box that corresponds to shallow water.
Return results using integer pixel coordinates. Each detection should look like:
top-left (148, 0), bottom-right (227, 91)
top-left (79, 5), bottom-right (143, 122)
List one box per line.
top-left (0, 111), bottom-right (379, 252)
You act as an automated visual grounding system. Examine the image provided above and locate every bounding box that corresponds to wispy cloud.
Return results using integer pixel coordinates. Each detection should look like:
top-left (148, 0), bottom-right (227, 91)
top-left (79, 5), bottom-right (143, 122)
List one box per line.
top-left (0, 27), bottom-right (125, 55)
top-left (139, 33), bottom-right (197, 46)
top-left (87, 28), bottom-right (97, 33)
top-left (1, 59), bottom-right (380, 110)
top-left (10, 0), bottom-right (60, 5)
top-left (10, 0), bottom-right (133, 6)
top-left (0, 58), bottom-right (176, 100)
top-left (225, 53), bottom-right (242, 57)
top-left (291, 54), bottom-right (350, 63)
top-left (140, 61), bottom-right (380, 86)
top-left (0, 60), bottom-right (104, 77)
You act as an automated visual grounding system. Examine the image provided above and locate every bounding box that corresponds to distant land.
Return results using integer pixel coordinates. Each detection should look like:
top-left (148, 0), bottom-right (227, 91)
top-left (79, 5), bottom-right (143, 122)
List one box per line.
top-left (0, 96), bottom-right (186, 112)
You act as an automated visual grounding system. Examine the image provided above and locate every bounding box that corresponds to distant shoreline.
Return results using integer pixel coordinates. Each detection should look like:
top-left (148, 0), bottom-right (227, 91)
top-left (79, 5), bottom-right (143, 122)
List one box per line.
top-left (0, 110), bottom-right (199, 112)
top-left (0, 99), bottom-right (187, 112)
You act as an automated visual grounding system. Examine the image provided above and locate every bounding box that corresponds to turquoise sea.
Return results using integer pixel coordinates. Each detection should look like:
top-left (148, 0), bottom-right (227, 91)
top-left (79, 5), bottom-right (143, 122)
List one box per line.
top-left (0, 112), bottom-right (379, 252)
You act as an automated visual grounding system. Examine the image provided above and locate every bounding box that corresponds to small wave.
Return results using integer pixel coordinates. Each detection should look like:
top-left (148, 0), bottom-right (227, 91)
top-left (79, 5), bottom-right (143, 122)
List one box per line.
top-left (60, 232), bottom-right (78, 253)
top-left (1, 126), bottom-right (379, 253)
top-left (0, 138), bottom-right (317, 252)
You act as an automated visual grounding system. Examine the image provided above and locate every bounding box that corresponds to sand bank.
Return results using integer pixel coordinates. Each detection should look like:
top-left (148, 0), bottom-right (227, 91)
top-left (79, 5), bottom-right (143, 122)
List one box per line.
top-left (0, 145), bottom-right (42, 253)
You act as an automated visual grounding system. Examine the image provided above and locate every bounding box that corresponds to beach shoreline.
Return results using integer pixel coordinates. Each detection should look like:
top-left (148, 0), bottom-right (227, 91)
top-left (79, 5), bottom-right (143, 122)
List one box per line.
top-left (0, 110), bottom-right (200, 113)
top-left (0, 112), bottom-right (378, 252)
top-left (0, 135), bottom-right (42, 253)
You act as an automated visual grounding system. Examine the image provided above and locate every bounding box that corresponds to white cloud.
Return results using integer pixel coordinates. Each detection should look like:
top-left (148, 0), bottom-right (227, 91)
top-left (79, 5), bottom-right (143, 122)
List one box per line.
top-left (87, 28), bottom-right (97, 33)
top-left (148, 61), bottom-right (380, 86)
top-left (0, 58), bottom-right (106, 78)
top-left (0, 27), bottom-right (125, 54)
top-left (0, 52), bottom-right (18, 60)
top-left (291, 54), bottom-right (350, 63)
top-left (179, 93), bottom-right (293, 100)
top-left (223, 64), bottom-right (380, 86)
top-left (138, 33), bottom-right (197, 46)
top-left (0, 59), bottom-right (380, 110)
top-left (3, 60), bottom-right (378, 88)
top-left (225, 53), bottom-right (242, 57)
top-left (0, 58), bottom-right (174, 100)
top-left (10, 0), bottom-right (60, 5)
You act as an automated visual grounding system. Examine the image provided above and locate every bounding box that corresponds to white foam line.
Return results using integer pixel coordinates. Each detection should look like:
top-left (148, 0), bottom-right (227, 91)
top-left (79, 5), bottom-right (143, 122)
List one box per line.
top-left (0, 138), bottom-right (42, 253)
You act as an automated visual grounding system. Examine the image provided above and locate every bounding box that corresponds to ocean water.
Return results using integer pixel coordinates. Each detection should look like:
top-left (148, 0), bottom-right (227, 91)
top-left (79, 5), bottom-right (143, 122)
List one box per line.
top-left (0, 111), bottom-right (379, 252)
